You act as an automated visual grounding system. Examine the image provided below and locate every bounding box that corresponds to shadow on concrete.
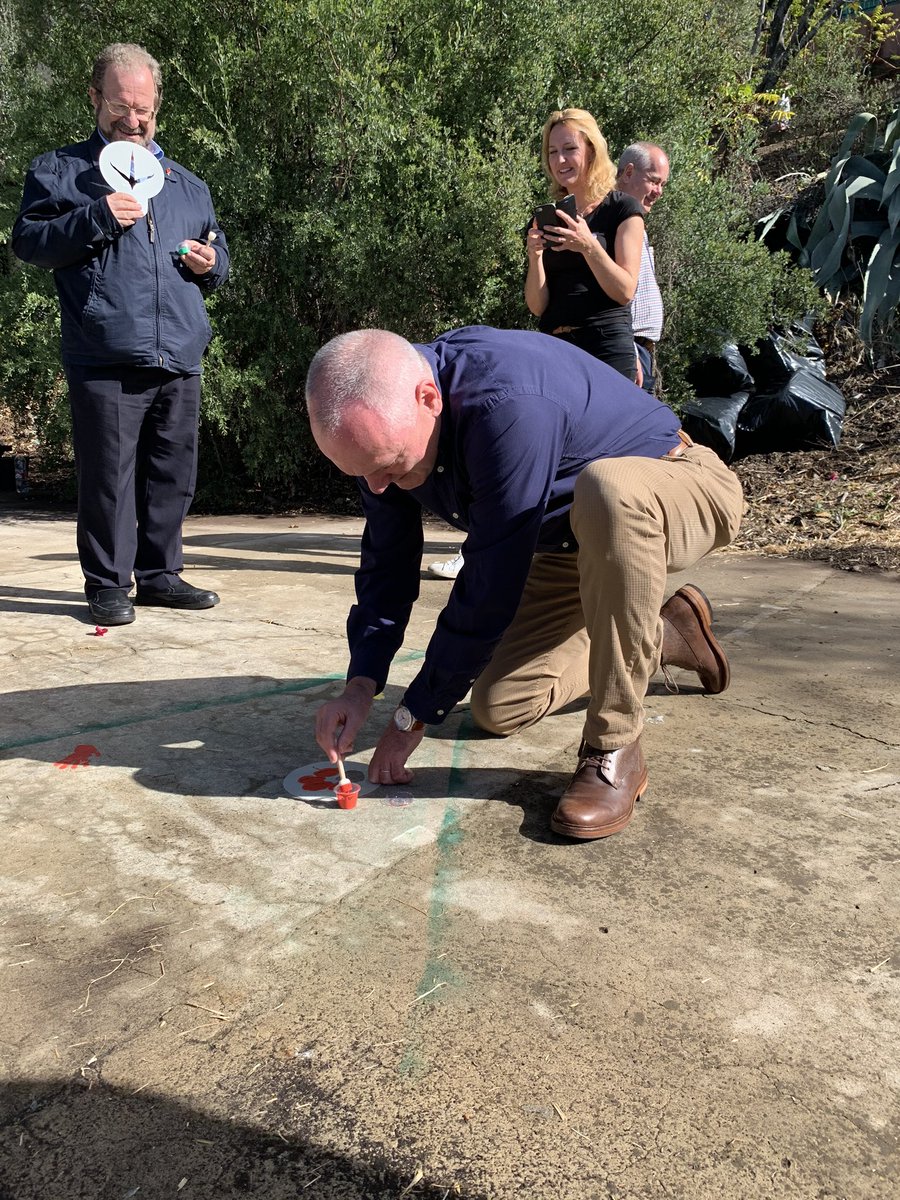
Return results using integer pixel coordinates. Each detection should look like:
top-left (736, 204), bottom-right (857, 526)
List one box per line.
top-left (0, 678), bottom-right (572, 831)
top-left (0, 584), bottom-right (85, 619)
top-left (0, 499), bottom-right (76, 524)
top-left (0, 1078), bottom-right (477, 1200)
top-left (25, 531), bottom-right (468, 580)
top-left (183, 532), bottom-right (364, 553)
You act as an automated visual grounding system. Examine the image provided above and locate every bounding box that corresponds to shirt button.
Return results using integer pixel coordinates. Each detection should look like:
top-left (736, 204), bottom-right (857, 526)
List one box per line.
top-left (562, 541), bottom-right (569, 548)
top-left (437, 709), bottom-right (445, 716)
top-left (436, 465), bottom-right (444, 473)
top-left (452, 513), bottom-right (459, 520)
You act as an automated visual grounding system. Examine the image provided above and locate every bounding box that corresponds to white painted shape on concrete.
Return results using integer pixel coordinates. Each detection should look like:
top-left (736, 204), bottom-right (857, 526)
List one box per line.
top-left (732, 994), bottom-right (799, 1037)
top-left (391, 825), bottom-right (433, 847)
top-left (283, 759), bottom-right (376, 800)
top-left (443, 878), bottom-right (584, 936)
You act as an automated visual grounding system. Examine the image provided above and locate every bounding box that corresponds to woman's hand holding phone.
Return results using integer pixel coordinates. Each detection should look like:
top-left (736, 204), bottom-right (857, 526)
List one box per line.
top-left (531, 195), bottom-right (586, 253)
top-left (543, 208), bottom-right (594, 257)
top-left (526, 219), bottom-right (546, 259)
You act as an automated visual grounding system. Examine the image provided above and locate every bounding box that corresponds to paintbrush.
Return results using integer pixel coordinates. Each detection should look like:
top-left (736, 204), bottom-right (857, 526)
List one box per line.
top-left (334, 753), bottom-right (359, 809)
top-left (336, 754), bottom-right (350, 788)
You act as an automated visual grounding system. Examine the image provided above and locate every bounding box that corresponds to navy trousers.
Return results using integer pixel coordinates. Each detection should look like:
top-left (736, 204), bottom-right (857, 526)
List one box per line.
top-left (65, 365), bottom-right (201, 592)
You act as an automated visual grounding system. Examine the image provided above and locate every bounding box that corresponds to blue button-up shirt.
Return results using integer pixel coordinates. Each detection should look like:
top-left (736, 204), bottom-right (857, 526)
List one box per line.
top-left (347, 326), bottom-right (681, 724)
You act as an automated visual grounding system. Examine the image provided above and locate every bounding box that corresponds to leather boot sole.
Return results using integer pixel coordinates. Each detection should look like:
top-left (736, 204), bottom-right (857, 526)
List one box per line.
top-left (550, 767), bottom-right (648, 839)
top-left (669, 583), bottom-right (730, 694)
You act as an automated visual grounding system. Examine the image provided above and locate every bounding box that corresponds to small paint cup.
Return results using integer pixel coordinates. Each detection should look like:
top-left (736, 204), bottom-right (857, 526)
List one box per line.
top-left (176, 242), bottom-right (190, 256)
top-left (335, 782), bottom-right (360, 810)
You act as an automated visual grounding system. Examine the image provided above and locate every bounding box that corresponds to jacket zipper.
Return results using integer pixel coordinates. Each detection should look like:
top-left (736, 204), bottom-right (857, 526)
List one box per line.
top-left (147, 198), bottom-right (164, 367)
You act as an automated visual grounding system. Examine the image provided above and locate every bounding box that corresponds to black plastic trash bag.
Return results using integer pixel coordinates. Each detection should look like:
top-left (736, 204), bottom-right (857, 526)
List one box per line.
top-left (733, 367), bottom-right (845, 459)
top-left (686, 343), bottom-right (753, 397)
top-left (681, 392), bottom-right (750, 463)
top-left (740, 327), bottom-right (826, 388)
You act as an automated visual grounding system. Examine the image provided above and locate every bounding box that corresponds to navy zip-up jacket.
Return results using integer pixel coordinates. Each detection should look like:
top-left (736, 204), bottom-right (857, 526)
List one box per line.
top-left (12, 130), bottom-right (229, 374)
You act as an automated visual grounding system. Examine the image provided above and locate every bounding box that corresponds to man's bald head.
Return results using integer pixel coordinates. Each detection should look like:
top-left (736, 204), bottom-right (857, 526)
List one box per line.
top-left (306, 329), bottom-right (425, 439)
top-left (305, 329), bottom-right (443, 492)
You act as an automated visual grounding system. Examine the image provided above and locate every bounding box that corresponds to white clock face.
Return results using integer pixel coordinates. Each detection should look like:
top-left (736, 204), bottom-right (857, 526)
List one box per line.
top-left (99, 141), bottom-right (164, 213)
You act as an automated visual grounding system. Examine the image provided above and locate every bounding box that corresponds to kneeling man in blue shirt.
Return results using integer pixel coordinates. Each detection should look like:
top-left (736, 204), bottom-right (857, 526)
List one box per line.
top-left (307, 326), bottom-right (743, 840)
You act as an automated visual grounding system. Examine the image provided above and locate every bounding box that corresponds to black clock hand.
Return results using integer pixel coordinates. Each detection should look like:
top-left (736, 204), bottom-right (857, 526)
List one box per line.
top-left (110, 162), bottom-right (138, 188)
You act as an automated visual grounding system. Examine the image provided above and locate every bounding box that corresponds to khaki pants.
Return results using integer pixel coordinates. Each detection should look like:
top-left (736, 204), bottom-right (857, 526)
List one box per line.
top-left (470, 444), bottom-right (743, 750)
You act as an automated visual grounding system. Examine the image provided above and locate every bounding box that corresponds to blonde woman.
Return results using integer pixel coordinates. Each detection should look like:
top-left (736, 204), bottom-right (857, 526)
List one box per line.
top-left (526, 108), bottom-right (644, 380)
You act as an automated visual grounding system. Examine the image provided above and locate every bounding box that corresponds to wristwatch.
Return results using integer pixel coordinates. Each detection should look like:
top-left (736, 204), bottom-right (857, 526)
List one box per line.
top-left (393, 704), bottom-right (424, 733)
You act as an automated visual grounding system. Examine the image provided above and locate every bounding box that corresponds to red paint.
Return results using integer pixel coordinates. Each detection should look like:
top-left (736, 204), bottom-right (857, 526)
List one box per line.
top-left (94, 626), bottom-right (108, 636)
top-left (54, 744), bottom-right (101, 769)
top-left (335, 782), bottom-right (360, 810)
top-left (299, 765), bottom-right (340, 791)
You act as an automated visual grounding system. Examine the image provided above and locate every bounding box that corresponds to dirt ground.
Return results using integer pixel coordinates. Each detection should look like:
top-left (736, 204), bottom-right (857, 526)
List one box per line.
top-left (1, 500), bottom-right (898, 1200)
top-left (1, 350), bottom-right (899, 1200)
top-left (730, 362), bottom-right (900, 573)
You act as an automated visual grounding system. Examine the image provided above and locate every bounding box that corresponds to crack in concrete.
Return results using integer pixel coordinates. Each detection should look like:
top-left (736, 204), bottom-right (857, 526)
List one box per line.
top-left (728, 701), bottom-right (900, 748)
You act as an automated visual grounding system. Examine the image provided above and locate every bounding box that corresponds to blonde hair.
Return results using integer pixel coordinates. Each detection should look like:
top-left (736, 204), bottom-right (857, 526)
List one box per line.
top-left (541, 108), bottom-right (616, 205)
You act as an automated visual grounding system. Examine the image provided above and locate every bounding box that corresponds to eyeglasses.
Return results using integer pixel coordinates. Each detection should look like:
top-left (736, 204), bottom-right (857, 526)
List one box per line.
top-left (96, 91), bottom-right (157, 122)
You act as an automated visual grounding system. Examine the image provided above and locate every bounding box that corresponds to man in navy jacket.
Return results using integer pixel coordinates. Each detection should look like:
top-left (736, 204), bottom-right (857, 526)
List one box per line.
top-left (12, 42), bottom-right (229, 625)
top-left (307, 327), bottom-right (743, 841)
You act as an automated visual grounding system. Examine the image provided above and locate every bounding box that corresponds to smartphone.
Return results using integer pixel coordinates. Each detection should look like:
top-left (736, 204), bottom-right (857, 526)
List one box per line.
top-left (557, 194), bottom-right (577, 220)
top-left (533, 194), bottom-right (578, 229)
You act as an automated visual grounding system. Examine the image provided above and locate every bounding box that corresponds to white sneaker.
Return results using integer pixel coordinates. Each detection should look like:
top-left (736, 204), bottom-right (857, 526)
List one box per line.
top-left (428, 552), bottom-right (464, 580)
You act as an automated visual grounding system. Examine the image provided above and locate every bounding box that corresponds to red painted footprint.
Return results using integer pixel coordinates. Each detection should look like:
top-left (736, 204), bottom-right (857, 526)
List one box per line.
top-left (54, 744), bottom-right (101, 769)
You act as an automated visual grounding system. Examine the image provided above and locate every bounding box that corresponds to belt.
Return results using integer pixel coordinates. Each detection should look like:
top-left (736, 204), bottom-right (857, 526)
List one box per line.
top-left (635, 336), bottom-right (656, 350)
top-left (551, 325), bottom-right (582, 335)
top-left (662, 429), bottom-right (693, 460)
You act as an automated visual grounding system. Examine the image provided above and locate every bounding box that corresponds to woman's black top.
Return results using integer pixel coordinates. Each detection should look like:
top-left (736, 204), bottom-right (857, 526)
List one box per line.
top-left (537, 189), bottom-right (644, 335)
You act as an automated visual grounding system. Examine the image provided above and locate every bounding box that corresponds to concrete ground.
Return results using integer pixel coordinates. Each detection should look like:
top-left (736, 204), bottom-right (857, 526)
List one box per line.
top-left (0, 502), bottom-right (898, 1200)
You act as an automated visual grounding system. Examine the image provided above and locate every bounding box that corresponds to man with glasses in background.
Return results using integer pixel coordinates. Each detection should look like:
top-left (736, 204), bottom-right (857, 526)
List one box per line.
top-left (13, 43), bottom-right (229, 625)
top-left (615, 142), bottom-right (669, 395)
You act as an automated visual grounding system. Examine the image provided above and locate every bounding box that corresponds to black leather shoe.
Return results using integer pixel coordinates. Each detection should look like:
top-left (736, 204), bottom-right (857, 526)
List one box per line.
top-left (135, 579), bottom-right (220, 610)
top-left (87, 588), bottom-right (135, 626)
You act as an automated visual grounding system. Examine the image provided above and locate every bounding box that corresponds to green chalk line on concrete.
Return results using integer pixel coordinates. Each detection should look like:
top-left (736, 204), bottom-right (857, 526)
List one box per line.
top-left (399, 711), bottom-right (472, 1078)
top-left (0, 650), bottom-right (427, 754)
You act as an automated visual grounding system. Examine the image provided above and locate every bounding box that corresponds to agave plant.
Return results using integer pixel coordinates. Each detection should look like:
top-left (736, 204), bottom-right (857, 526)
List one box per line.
top-left (758, 104), bottom-right (900, 352)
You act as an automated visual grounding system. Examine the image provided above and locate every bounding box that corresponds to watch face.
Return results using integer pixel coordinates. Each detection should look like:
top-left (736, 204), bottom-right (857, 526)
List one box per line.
top-left (394, 704), bottom-right (413, 732)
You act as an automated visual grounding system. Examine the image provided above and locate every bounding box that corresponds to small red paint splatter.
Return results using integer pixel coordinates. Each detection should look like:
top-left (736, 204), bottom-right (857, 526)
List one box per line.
top-left (94, 626), bottom-right (108, 636)
top-left (54, 744), bottom-right (101, 769)
top-left (299, 766), bottom-right (340, 792)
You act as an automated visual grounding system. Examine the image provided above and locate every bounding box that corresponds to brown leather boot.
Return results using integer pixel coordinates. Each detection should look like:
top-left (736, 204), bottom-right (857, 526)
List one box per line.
top-left (660, 584), bottom-right (730, 694)
top-left (550, 738), bottom-right (648, 839)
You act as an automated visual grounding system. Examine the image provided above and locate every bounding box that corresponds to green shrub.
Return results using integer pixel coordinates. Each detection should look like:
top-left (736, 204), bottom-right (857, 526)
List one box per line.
top-left (653, 162), bottom-right (823, 407)
top-left (0, 0), bottom-right (825, 503)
